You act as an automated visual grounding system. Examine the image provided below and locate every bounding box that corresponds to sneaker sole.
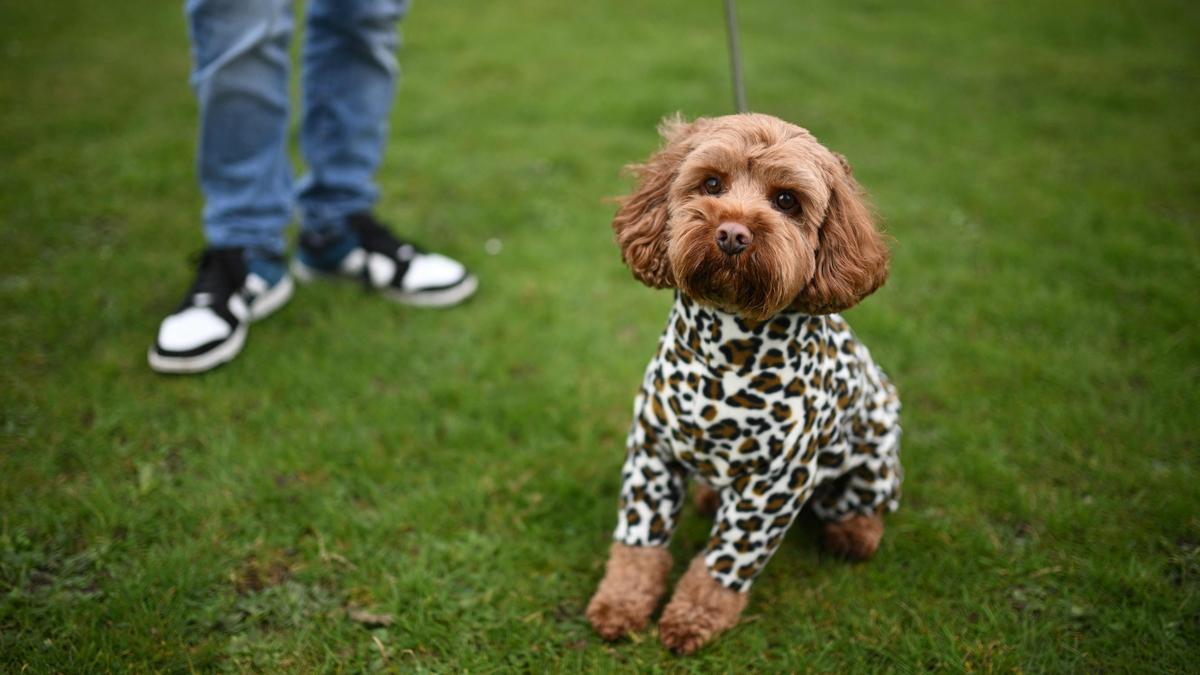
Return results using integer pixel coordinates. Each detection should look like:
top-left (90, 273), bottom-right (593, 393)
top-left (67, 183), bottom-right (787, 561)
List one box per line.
top-left (147, 321), bottom-right (247, 374)
top-left (384, 274), bottom-right (478, 307)
top-left (291, 259), bottom-right (478, 308)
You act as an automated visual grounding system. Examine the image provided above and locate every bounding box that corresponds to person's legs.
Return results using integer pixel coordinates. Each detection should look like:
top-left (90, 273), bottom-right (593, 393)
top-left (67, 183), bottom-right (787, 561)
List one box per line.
top-left (297, 0), bottom-right (408, 238)
top-left (188, 0), bottom-right (295, 255)
top-left (292, 0), bottom-right (476, 307)
top-left (149, 0), bottom-right (296, 374)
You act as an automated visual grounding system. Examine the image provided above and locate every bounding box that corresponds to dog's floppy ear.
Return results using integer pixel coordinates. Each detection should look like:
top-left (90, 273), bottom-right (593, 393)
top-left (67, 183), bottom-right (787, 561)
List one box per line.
top-left (612, 115), bottom-right (704, 288)
top-left (794, 153), bottom-right (890, 314)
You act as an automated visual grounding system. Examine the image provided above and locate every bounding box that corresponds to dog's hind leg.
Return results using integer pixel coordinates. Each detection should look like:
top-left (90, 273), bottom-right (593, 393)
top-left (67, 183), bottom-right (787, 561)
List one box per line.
top-left (813, 424), bottom-right (901, 560)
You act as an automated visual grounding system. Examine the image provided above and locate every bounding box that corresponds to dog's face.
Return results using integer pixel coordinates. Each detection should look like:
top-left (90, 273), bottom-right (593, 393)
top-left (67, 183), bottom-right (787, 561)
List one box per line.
top-left (613, 113), bottom-right (889, 319)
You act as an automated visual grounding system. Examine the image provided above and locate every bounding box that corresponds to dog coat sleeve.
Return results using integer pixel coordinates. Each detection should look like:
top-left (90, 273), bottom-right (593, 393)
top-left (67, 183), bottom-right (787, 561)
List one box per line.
top-left (612, 390), bottom-right (686, 548)
top-left (701, 483), bottom-right (807, 592)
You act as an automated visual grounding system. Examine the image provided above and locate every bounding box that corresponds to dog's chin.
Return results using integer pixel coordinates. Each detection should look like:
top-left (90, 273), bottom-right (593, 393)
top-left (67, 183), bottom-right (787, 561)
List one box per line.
top-left (669, 241), bottom-right (805, 321)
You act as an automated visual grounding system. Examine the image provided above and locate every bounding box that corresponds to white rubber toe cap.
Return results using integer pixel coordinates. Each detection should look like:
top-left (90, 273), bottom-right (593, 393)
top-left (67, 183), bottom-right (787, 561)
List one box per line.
top-left (402, 253), bottom-right (466, 292)
top-left (156, 306), bottom-right (232, 352)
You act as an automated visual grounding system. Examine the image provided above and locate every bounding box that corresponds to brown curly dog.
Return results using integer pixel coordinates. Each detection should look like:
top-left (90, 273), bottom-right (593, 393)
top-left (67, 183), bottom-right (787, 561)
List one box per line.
top-left (587, 113), bottom-right (903, 654)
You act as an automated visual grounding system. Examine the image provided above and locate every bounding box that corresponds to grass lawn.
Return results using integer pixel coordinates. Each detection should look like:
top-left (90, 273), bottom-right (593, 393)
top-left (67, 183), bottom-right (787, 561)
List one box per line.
top-left (2, 0), bottom-right (1198, 670)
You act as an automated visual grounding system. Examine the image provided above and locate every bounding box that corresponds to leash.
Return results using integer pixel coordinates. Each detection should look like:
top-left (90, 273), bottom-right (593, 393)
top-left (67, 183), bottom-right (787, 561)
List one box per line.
top-left (723, 0), bottom-right (748, 113)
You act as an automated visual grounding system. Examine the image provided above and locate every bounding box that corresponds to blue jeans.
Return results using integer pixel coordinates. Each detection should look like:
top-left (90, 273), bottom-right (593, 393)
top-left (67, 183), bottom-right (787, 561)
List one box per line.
top-left (185, 0), bottom-right (410, 255)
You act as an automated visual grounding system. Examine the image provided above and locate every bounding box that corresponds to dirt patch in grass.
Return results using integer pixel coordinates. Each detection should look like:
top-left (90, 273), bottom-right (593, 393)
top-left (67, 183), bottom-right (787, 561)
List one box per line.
top-left (232, 552), bottom-right (296, 596)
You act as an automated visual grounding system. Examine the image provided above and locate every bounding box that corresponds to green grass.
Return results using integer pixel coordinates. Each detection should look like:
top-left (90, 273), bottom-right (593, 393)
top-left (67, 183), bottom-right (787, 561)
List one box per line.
top-left (2, 0), bottom-right (1198, 671)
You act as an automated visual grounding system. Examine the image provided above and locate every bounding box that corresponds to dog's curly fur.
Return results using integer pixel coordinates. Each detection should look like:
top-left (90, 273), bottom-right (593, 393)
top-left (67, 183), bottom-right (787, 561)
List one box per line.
top-left (658, 554), bottom-right (748, 654)
top-left (589, 113), bottom-right (902, 654)
top-left (585, 543), bottom-right (673, 640)
top-left (612, 113), bottom-right (889, 319)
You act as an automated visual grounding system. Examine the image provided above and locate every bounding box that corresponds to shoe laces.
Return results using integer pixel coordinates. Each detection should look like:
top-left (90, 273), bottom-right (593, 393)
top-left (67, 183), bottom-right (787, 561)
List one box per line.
top-left (346, 213), bottom-right (424, 261)
top-left (179, 247), bottom-right (247, 310)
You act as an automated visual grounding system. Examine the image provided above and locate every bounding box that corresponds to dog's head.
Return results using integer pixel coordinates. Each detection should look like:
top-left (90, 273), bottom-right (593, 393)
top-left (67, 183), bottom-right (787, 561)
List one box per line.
top-left (612, 113), bottom-right (889, 319)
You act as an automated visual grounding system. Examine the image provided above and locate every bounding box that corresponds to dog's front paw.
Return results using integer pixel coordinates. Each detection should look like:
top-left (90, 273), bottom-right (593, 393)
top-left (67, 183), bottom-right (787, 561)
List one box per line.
top-left (586, 543), bottom-right (673, 641)
top-left (822, 511), bottom-right (884, 560)
top-left (587, 591), bottom-right (652, 641)
top-left (658, 555), bottom-right (747, 654)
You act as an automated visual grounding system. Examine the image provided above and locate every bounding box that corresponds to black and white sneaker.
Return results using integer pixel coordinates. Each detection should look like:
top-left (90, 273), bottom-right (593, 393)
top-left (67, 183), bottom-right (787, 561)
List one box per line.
top-left (148, 247), bottom-right (294, 374)
top-left (290, 212), bottom-right (478, 307)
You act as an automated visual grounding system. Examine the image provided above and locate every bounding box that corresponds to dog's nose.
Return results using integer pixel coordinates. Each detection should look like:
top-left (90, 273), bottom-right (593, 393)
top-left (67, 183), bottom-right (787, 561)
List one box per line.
top-left (715, 222), bottom-right (752, 255)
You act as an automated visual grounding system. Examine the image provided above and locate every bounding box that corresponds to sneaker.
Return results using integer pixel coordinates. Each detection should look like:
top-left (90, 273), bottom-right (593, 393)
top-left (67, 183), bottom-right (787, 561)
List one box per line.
top-left (291, 212), bottom-right (478, 307)
top-left (148, 247), bottom-right (294, 374)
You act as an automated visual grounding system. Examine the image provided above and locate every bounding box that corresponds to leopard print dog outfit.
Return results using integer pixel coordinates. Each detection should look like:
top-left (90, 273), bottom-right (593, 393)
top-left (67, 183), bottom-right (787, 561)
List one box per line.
top-left (611, 293), bottom-right (902, 591)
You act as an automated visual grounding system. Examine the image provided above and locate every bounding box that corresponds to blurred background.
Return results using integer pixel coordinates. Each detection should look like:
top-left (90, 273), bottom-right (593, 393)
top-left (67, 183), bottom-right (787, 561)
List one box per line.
top-left (1, 0), bottom-right (1197, 670)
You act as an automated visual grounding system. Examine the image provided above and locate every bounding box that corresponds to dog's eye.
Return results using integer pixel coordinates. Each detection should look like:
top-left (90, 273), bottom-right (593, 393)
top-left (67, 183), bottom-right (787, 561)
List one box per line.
top-left (701, 176), bottom-right (723, 195)
top-left (772, 191), bottom-right (800, 214)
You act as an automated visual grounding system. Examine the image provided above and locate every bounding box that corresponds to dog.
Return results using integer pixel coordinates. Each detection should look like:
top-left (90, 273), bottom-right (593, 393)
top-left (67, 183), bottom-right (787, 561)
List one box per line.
top-left (586, 113), bottom-right (902, 654)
